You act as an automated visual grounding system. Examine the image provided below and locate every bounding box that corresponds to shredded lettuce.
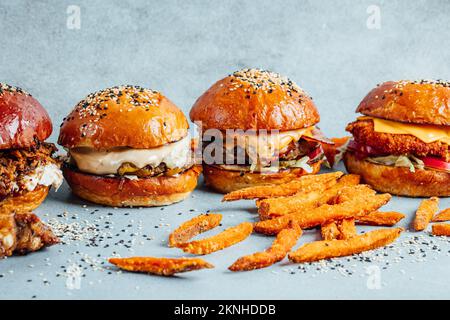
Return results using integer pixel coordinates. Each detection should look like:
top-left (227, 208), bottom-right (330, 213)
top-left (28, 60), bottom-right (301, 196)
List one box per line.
top-left (279, 156), bottom-right (313, 173)
top-left (367, 154), bottom-right (424, 173)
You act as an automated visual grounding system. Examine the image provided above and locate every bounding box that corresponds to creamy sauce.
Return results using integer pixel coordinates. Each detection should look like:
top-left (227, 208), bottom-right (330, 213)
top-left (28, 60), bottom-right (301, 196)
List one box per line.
top-left (70, 134), bottom-right (191, 175)
top-left (22, 163), bottom-right (63, 191)
top-left (221, 127), bottom-right (314, 163)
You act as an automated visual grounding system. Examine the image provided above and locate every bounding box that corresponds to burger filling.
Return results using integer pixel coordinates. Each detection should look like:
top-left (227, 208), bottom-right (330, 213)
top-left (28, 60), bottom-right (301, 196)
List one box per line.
top-left (346, 117), bottom-right (450, 173)
top-left (0, 142), bottom-right (63, 201)
top-left (201, 127), bottom-right (331, 173)
top-left (67, 134), bottom-right (193, 178)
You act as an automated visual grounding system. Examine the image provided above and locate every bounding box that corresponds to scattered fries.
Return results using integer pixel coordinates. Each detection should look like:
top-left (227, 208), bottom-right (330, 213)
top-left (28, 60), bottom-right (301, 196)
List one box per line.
top-left (432, 224), bottom-right (450, 237)
top-left (178, 222), bottom-right (253, 255)
top-left (257, 174), bottom-right (361, 220)
top-left (229, 224), bottom-right (302, 272)
top-left (255, 191), bottom-right (391, 235)
top-left (222, 172), bottom-right (343, 202)
top-left (108, 257), bottom-right (214, 276)
top-left (357, 211), bottom-right (405, 226)
top-left (432, 208), bottom-right (450, 222)
top-left (288, 228), bottom-right (403, 263)
top-left (168, 213), bottom-right (222, 247)
top-left (413, 197), bottom-right (439, 231)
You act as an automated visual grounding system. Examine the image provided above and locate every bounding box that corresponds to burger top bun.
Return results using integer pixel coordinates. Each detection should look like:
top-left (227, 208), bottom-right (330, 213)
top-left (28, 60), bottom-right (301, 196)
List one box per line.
top-left (58, 85), bottom-right (189, 150)
top-left (190, 68), bottom-right (320, 131)
top-left (357, 80), bottom-right (450, 126)
top-left (0, 83), bottom-right (52, 150)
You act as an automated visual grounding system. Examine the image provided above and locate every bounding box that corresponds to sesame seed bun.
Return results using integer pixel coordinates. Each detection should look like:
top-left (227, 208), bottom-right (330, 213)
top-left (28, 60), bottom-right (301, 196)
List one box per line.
top-left (58, 85), bottom-right (189, 150)
top-left (344, 152), bottom-right (450, 197)
top-left (202, 162), bottom-right (322, 194)
top-left (63, 165), bottom-right (202, 207)
top-left (0, 186), bottom-right (50, 215)
top-left (190, 69), bottom-right (320, 131)
top-left (357, 80), bottom-right (450, 126)
top-left (0, 84), bottom-right (52, 150)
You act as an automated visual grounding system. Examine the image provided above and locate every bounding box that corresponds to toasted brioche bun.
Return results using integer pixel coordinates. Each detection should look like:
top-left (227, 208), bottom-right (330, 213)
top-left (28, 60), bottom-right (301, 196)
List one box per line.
top-left (202, 161), bottom-right (322, 194)
top-left (63, 166), bottom-right (201, 207)
top-left (58, 85), bottom-right (189, 150)
top-left (344, 152), bottom-right (450, 197)
top-left (0, 186), bottom-right (50, 215)
top-left (190, 69), bottom-right (320, 131)
top-left (0, 84), bottom-right (52, 149)
top-left (357, 80), bottom-right (450, 126)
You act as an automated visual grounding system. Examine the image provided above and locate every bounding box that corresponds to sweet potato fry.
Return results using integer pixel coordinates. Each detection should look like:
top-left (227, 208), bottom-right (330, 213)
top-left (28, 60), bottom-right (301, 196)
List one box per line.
top-left (432, 208), bottom-right (450, 222)
top-left (255, 192), bottom-right (391, 235)
top-left (432, 224), bottom-right (450, 236)
top-left (108, 257), bottom-right (213, 276)
top-left (229, 224), bottom-right (302, 271)
top-left (321, 221), bottom-right (340, 240)
top-left (337, 219), bottom-right (356, 240)
top-left (321, 219), bottom-right (356, 240)
top-left (357, 211), bottom-right (405, 226)
top-left (413, 197), bottom-right (439, 231)
top-left (222, 172), bottom-right (343, 201)
top-left (257, 174), bottom-right (361, 220)
top-left (288, 228), bottom-right (403, 263)
top-left (168, 213), bottom-right (222, 247)
top-left (178, 222), bottom-right (253, 255)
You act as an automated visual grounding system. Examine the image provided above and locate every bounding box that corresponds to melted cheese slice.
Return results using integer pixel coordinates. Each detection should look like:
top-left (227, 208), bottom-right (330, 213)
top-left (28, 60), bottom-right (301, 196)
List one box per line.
top-left (223, 127), bottom-right (314, 163)
top-left (70, 134), bottom-right (191, 175)
top-left (360, 116), bottom-right (450, 145)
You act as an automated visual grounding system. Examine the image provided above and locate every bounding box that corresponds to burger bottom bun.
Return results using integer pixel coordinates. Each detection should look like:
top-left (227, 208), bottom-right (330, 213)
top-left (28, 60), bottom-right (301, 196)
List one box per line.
top-left (0, 186), bottom-right (50, 214)
top-left (203, 161), bottom-right (322, 194)
top-left (344, 152), bottom-right (450, 197)
top-left (63, 165), bottom-right (201, 207)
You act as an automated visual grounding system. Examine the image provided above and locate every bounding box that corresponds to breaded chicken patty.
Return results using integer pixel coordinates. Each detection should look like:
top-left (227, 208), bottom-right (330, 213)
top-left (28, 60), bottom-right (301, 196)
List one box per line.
top-left (346, 119), bottom-right (450, 161)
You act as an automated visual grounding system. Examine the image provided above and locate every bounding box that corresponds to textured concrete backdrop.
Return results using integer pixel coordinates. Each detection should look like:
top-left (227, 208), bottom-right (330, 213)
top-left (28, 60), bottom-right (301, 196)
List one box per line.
top-left (0, 0), bottom-right (449, 141)
top-left (1, 0), bottom-right (450, 300)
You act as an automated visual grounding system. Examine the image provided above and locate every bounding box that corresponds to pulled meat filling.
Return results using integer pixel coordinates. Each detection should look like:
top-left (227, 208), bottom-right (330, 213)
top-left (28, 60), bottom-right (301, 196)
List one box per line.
top-left (0, 142), bottom-right (59, 200)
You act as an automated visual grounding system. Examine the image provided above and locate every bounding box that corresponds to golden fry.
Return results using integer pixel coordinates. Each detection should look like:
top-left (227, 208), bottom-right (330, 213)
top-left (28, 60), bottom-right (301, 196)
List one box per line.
top-left (337, 219), bottom-right (356, 240)
top-left (413, 197), bottom-right (439, 231)
top-left (108, 257), bottom-right (213, 276)
top-left (229, 224), bottom-right (302, 271)
top-left (432, 208), bottom-right (450, 222)
top-left (288, 228), bottom-right (403, 263)
top-left (255, 191), bottom-right (391, 235)
top-left (168, 213), bottom-right (222, 247)
top-left (320, 221), bottom-right (340, 240)
top-left (222, 172), bottom-right (343, 202)
top-left (321, 221), bottom-right (340, 240)
top-left (432, 224), bottom-right (450, 236)
top-left (178, 222), bottom-right (253, 255)
top-left (257, 174), bottom-right (361, 220)
top-left (357, 211), bottom-right (405, 226)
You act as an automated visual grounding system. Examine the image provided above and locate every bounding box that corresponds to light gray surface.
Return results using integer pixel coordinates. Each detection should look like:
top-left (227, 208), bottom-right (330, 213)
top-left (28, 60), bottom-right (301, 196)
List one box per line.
top-left (0, 0), bottom-right (449, 300)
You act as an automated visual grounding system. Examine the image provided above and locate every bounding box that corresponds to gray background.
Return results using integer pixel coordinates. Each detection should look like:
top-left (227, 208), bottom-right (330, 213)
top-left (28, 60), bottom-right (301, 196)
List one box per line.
top-left (0, 0), bottom-right (449, 300)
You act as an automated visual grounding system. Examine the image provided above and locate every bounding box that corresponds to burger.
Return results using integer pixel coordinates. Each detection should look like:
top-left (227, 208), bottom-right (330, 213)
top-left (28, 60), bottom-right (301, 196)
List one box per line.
top-left (0, 83), bottom-right (63, 213)
top-left (58, 85), bottom-right (201, 207)
top-left (344, 80), bottom-right (450, 197)
top-left (189, 68), bottom-right (331, 193)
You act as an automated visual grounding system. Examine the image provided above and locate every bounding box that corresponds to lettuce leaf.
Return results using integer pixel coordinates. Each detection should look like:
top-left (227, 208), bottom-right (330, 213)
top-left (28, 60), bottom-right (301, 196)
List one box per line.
top-left (367, 154), bottom-right (425, 173)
